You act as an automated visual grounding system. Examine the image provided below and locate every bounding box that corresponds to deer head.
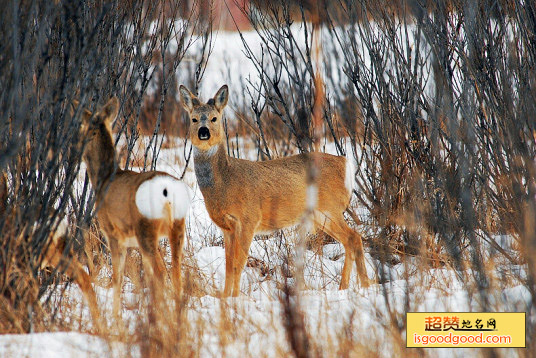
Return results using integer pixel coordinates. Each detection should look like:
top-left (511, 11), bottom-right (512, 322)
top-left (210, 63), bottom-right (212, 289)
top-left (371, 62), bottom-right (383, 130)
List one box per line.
top-left (71, 97), bottom-right (119, 188)
top-left (179, 85), bottom-right (228, 151)
top-left (78, 97), bottom-right (119, 163)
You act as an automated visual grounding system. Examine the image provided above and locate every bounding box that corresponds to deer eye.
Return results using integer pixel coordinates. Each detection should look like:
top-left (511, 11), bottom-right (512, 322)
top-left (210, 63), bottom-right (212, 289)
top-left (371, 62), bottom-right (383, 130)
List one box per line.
top-left (211, 117), bottom-right (217, 122)
top-left (192, 118), bottom-right (198, 123)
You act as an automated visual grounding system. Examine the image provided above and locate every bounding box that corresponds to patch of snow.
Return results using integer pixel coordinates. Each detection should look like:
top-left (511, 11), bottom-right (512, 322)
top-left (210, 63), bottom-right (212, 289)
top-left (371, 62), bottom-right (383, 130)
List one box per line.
top-left (0, 332), bottom-right (137, 358)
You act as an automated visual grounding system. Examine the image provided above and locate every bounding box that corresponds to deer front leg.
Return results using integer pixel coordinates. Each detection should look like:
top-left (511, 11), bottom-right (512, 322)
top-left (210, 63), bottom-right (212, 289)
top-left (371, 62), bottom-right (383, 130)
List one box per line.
top-left (221, 214), bottom-right (244, 297)
top-left (223, 231), bottom-right (234, 297)
top-left (231, 227), bottom-right (254, 297)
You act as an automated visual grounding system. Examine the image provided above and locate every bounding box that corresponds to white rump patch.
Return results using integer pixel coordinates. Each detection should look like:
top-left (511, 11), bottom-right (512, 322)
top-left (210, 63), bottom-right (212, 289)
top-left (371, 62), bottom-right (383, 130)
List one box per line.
top-left (135, 176), bottom-right (192, 220)
top-left (345, 158), bottom-right (356, 196)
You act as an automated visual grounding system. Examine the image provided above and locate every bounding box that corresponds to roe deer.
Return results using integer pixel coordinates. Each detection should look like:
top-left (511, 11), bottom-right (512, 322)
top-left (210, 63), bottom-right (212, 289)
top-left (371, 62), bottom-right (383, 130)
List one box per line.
top-left (41, 221), bottom-right (104, 328)
top-left (0, 173), bottom-right (103, 328)
top-left (179, 85), bottom-right (370, 297)
top-left (75, 97), bottom-right (192, 318)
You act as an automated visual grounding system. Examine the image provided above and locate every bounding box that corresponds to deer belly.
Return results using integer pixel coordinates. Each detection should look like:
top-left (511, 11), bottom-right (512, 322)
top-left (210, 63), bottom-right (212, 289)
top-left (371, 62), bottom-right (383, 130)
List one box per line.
top-left (258, 204), bottom-right (305, 232)
top-left (123, 237), bottom-right (139, 248)
top-left (135, 176), bottom-right (192, 220)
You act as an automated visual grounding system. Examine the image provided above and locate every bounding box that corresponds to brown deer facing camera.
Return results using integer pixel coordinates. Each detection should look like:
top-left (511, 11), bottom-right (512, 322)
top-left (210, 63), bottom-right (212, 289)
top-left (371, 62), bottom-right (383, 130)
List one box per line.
top-left (75, 97), bottom-right (192, 318)
top-left (179, 85), bottom-right (370, 297)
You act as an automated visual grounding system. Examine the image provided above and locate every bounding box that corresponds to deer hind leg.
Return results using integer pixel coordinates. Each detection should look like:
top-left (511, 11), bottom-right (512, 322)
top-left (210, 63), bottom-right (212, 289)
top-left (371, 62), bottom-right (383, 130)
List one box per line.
top-left (136, 222), bottom-right (166, 298)
top-left (169, 219), bottom-right (185, 298)
top-left (350, 228), bottom-right (370, 288)
top-left (316, 213), bottom-right (370, 289)
top-left (136, 228), bottom-right (166, 347)
top-left (135, 222), bottom-right (166, 349)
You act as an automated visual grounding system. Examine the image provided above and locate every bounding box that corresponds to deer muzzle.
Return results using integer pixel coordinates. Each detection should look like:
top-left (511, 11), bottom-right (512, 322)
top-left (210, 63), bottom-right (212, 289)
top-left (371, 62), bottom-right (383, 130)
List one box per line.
top-left (198, 127), bottom-right (210, 140)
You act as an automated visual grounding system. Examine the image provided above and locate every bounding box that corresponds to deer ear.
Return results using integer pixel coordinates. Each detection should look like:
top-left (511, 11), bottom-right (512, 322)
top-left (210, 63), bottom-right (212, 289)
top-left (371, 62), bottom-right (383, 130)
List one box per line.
top-left (213, 85), bottom-right (228, 112)
top-left (97, 97), bottom-right (119, 126)
top-left (179, 85), bottom-right (196, 112)
top-left (70, 99), bottom-right (93, 131)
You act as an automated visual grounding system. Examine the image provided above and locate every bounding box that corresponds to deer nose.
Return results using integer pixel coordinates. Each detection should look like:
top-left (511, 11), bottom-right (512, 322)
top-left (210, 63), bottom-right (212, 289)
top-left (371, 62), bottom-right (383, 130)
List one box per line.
top-left (198, 127), bottom-right (210, 140)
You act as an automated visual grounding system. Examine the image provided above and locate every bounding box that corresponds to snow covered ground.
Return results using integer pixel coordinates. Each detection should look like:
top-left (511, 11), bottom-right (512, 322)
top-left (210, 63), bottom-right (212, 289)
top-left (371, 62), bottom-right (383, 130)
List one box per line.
top-left (0, 332), bottom-right (133, 358)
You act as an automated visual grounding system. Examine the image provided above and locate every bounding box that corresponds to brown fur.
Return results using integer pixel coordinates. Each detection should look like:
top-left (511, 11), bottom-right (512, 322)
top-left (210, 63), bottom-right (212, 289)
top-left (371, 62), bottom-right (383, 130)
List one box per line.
top-left (77, 98), bottom-right (186, 318)
top-left (180, 85), bottom-right (370, 297)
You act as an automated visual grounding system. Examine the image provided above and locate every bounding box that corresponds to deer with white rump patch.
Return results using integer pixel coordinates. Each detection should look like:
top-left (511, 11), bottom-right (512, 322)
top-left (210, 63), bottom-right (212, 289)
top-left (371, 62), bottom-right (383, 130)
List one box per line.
top-left (179, 85), bottom-right (370, 297)
top-left (75, 97), bottom-right (192, 318)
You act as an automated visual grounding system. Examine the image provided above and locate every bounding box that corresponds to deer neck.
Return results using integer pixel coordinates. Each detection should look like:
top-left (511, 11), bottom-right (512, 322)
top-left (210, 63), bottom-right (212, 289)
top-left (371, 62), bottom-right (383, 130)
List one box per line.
top-left (193, 143), bottom-right (228, 191)
top-left (84, 127), bottom-right (117, 197)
